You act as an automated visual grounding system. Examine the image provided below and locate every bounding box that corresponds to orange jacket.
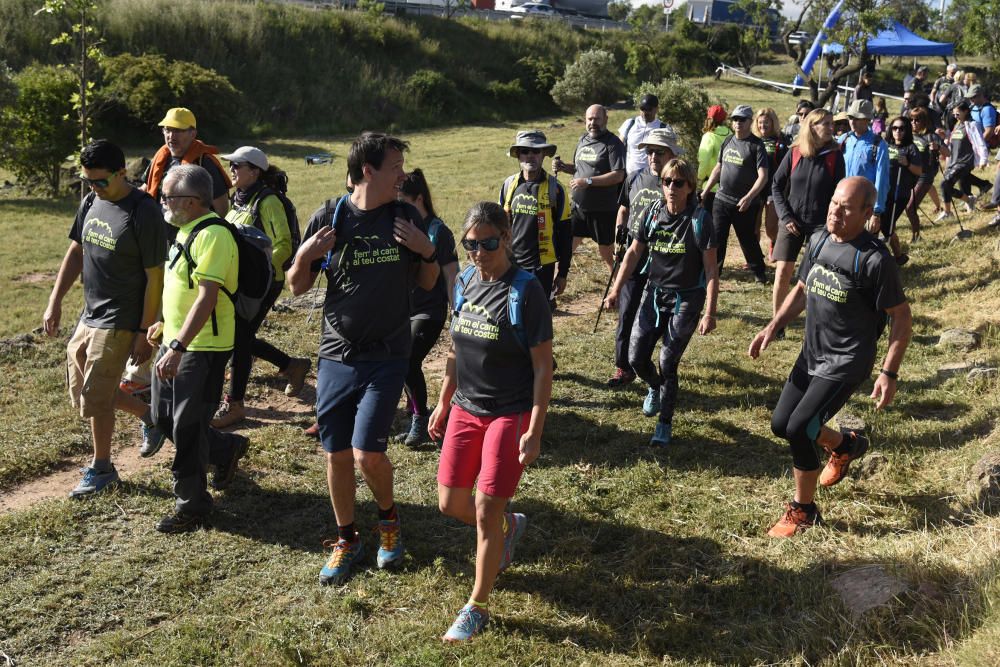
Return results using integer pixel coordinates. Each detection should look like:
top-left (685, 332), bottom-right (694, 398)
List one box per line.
top-left (145, 139), bottom-right (232, 199)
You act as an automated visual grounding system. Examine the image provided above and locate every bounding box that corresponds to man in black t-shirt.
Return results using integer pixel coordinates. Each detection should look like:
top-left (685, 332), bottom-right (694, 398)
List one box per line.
top-left (553, 104), bottom-right (626, 272)
top-left (43, 140), bottom-right (168, 499)
top-left (750, 177), bottom-right (912, 538)
top-left (288, 132), bottom-right (439, 586)
top-left (701, 104), bottom-right (770, 283)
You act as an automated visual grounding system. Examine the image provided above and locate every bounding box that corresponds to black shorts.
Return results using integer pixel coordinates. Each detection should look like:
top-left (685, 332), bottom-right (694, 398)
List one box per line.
top-left (772, 223), bottom-right (811, 263)
top-left (572, 208), bottom-right (616, 246)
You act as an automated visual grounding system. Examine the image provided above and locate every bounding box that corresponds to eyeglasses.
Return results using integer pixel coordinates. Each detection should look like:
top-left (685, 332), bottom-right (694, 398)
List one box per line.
top-left (518, 148), bottom-right (542, 156)
top-left (461, 237), bottom-right (501, 252)
top-left (645, 147), bottom-right (668, 156)
top-left (162, 194), bottom-right (197, 201)
top-left (661, 177), bottom-right (688, 189)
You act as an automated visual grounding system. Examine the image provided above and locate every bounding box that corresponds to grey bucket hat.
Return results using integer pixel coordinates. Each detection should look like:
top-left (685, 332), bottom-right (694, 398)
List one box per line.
top-left (637, 128), bottom-right (684, 156)
top-left (846, 99), bottom-right (874, 120)
top-left (509, 130), bottom-right (556, 158)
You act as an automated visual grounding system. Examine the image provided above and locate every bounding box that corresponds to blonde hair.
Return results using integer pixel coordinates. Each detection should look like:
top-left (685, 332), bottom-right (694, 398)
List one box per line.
top-left (752, 107), bottom-right (781, 140)
top-left (795, 109), bottom-right (833, 158)
top-left (659, 158), bottom-right (698, 206)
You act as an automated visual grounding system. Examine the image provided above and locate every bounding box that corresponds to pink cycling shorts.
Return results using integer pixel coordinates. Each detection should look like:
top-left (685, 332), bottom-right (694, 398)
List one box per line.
top-left (437, 404), bottom-right (530, 498)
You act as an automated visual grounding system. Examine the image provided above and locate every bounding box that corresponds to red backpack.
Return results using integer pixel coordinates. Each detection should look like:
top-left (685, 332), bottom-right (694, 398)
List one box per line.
top-left (790, 145), bottom-right (840, 179)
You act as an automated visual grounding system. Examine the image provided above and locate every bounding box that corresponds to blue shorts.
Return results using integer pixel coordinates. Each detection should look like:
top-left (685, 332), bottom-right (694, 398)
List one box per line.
top-left (315, 357), bottom-right (408, 454)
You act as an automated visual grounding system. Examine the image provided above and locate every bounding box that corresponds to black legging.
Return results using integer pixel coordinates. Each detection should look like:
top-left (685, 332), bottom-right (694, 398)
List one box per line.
top-left (403, 318), bottom-right (445, 416)
top-left (229, 281), bottom-right (291, 401)
top-left (712, 197), bottom-right (765, 277)
top-left (770, 355), bottom-right (860, 471)
top-left (941, 164), bottom-right (990, 203)
top-left (614, 272), bottom-right (647, 370)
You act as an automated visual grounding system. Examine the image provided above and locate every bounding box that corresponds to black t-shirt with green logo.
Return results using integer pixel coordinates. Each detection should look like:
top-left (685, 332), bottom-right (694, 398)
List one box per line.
top-left (500, 173), bottom-right (568, 271)
top-left (715, 134), bottom-right (769, 206)
top-left (797, 230), bottom-right (907, 384)
top-left (451, 265), bottom-right (552, 417)
top-left (887, 142), bottom-right (921, 201)
top-left (618, 170), bottom-right (661, 275)
top-left (635, 202), bottom-right (716, 292)
top-left (948, 123), bottom-right (975, 170)
top-left (68, 188), bottom-right (167, 330)
top-left (411, 216), bottom-right (458, 322)
top-left (572, 130), bottom-right (626, 212)
top-left (304, 198), bottom-right (425, 361)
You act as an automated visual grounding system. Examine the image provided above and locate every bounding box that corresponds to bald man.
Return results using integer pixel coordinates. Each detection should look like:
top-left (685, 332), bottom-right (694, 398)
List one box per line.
top-left (750, 177), bottom-right (912, 538)
top-left (553, 104), bottom-right (626, 273)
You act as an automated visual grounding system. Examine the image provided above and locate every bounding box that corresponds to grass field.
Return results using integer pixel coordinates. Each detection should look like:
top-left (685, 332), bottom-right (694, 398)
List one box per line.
top-left (2, 79), bottom-right (1000, 665)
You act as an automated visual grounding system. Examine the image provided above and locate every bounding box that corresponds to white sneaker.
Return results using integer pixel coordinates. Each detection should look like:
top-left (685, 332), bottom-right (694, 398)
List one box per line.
top-left (933, 211), bottom-right (952, 223)
top-left (962, 202), bottom-right (974, 214)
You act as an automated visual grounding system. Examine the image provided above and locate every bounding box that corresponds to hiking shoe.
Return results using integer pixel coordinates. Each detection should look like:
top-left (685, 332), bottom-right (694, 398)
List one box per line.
top-left (933, 211), bottom-right (952, 223)
top-left (210, 396), bottom-right (245, 429)
top-left (962, 201), bottom-right (974, 214)
top-left (119, 378), bottom-right (150, 397)
top-left (140, 422), bottom-right (167, 458)
top-left (767, 503), bottom-right (822, 538)
top-left (283, 357), bottom-right (311, 397)
top-left (606, 367), bottom-right (636, 388)
top-left (774, 327), bottom-right (787, 341)
top-left (650, 421), bottom-right (672, 447)
top-left (442, 603), bottom-right (490, 643)
top-left (988, 214), bottom-right (1000, 228)
top-left (320, 536), bottom-right (364, 585)
top-left (69, 466), bottom-right (119, 499)
top-left (403, 414), bottom-right (429, 448)
top-left (304, 422), bottom-right (320, 438)
top-left (754, 271), bottom-right (768, 285)
top-left (980, 201), bottom-right (998, 212)
top-left (642, 387), bottom-right (659, 417)
top-left (156, 511), bottom-right (205, 534)
top-left (376, 518), bottom-right (405, 569)
top-left (211, 434), bottom-right (249, 491)
top-left (499, 512), bottom-right (527, 573)
top-left (819, 431), bottom-right (869, 487)
top-left (895, 253), bottom-right (909, 266)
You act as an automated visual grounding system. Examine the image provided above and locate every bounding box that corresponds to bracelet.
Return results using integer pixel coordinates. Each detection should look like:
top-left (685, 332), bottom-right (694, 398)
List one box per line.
top-left (881, 368), bottom-right (898, 380)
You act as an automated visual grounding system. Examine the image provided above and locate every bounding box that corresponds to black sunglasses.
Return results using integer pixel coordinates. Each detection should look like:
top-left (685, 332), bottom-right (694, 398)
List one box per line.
top-left (645, 147), bottom-right (668, 156)
top-left (518, 148), bottom-right (542, 155)
top-left (661, 177), bottom-right (688, 189)
top-left (891, 125), bottom-right (907, 131)
top-left (162, 194), bottom-right (197, 201)
top-left (229, 162), bottom-right (246, 170)
top-left (461, 237), bottom-right (501, 252)
top-left (79, 173), bottom-right (117, 188)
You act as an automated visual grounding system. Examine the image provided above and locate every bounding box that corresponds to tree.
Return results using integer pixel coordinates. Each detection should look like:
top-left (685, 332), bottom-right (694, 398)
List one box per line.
top-left (948, 0), bottom-right (1000, 65)
top-left (443, 0), bottom-right (467, 20)
top-left (35, 0), bottom-right (102, 150)
top-left (731, 0), bottom-right (780, 73)
top-left (0, 64), bottom-right (77, 196)
top-left (634, 76), bottom-right (721, 158)
top-left (607, 0), bottom-right (630, 23)
top-left (550, 49), bottom-right (621, 110)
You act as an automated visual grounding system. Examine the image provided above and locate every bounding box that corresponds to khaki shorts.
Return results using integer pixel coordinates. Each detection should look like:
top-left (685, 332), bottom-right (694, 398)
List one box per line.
top-left (66, 322), bottom-right (134, 418)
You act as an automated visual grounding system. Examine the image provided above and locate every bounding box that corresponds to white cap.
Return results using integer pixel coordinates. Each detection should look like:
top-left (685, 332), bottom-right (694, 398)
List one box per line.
top-left (219, 146), bottom-right (269, 171)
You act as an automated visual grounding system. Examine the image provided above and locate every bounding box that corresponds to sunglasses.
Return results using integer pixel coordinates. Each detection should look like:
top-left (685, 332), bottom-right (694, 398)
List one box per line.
top-left (891, 125), bottom-right (907, 131)
top-left (661, 177), bottom-right (688, 189)
top-left (229, 162), bottom-right (246, 170)
top-left (162, 194), bottom-right (197, 201)
top-left (79, 172), bottom-right (117, 188)
top-left (518, 148), bottom-right (542, 156)
top-left (645, 147), bottom-right (668, 156)
top-left (731, 117), bottom-right (750, 123)
top-left (461, 237), bottom-right (501, 252)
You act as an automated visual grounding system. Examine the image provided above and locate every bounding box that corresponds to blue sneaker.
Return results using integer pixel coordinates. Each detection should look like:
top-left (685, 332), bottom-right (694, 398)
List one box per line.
top-left (376, 518), bottom-right (405, 569)
top-left (319, 537), bottom-right (364, 586)
top-left (140, 422), bottom-right (167, 458)
top-left (442, 603), bottom-right (490, 642)
top-left (642, 387), bottom-right (659, 417)
top-left (498, 512), bottom-right (527, 573)
top-left (69, 466), bottom-right (119, 499)
top-left (650, 421), bottom-right (672, 447)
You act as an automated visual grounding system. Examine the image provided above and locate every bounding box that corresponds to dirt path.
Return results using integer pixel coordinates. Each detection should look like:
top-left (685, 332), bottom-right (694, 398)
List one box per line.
top-left (0, 290), bottom-right (598, 515)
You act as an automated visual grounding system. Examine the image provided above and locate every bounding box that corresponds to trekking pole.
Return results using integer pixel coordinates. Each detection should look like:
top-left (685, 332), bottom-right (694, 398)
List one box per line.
top-left (953, 199), bottom-right (973, 240)
top-left (594, 238), bottom-right (626, 334)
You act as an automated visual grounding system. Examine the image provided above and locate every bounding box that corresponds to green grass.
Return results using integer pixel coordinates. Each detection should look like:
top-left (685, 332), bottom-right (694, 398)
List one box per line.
top-left (2, 84), bottom-right (1000, 664)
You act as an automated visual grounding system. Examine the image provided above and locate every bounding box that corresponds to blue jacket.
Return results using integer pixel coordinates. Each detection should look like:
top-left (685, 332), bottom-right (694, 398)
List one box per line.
top-left (839, 129), bottom-right (890, 215)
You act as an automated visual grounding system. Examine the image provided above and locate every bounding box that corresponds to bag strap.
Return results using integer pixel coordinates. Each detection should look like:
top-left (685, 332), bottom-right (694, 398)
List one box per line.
top-left (453, 264), bottom-right (477, 315)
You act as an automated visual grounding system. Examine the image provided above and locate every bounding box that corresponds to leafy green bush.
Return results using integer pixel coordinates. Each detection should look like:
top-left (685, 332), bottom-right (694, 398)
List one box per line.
top-left (634, 75), bottom-right (722, 158)
top-left (0, 64), bottom-right (77, 195)
top-left (405, 69), bottom-right (457, 115)
top-left (487, 79), bottom-right (525, 104)
top-left (550, 48), bottom-right (621, 111)
top-left (515, 55), bottom-right (559, 96)
top-left (97, 53), bottom-right (243, 139)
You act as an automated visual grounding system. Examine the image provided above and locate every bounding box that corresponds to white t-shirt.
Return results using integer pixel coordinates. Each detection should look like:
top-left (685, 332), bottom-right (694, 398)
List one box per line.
top-left (618, 115), bottom-right (666, 175)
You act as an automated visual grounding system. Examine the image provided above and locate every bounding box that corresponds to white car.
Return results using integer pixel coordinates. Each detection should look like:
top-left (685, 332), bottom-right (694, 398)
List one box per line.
top-left (510, 2), bottom-right (557, 18)
top-left (788, 31), bottom-right (812, 46)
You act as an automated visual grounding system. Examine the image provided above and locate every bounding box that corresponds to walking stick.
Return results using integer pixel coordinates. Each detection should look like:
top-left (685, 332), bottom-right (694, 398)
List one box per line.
top-left (594, 233), bottom-right (627, 334)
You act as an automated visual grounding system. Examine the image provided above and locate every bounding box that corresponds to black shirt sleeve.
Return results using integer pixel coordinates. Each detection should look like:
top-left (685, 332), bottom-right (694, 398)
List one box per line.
top-left (437, 223), bottom-right (458, 264)
top-left (771, 150), bottom-right (793, 223)
top-left (203, 158), bottom-right (229, 200)
top-left (523, 277), bottom-right (554, 348)
top-left (134, 194), bottom-right (168, 268)
top-left (303, 206), bottom-right (328, 274)
top-left (69, 197), bottom-right (88, 243)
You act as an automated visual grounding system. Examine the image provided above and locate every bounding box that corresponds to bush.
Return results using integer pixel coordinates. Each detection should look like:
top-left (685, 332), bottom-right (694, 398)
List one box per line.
top-left (550, 48), bottom-right (621, 111)
top-left (0, 64), bottom-right (77, 196)
top-left (634, 76), bottom-right (723, 159)
top-left (97, 53), bottom-right (243, 139)
top-left (405, 69), bottom-right (457, 115)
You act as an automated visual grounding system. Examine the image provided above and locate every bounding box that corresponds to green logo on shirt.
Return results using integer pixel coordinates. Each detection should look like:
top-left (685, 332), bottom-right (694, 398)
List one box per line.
top-left (807, 265), bottom-right (848, 304)
top-left (456, 303), bottom-right (500, 341)
top-left (576, 146), bottom-right (599, 164)
top-left (511, 193), bottom-right (539, 216)
top-left (650, 229), bottom-right (685, 255)
top-left (83, 217), bottom-right (117, 251)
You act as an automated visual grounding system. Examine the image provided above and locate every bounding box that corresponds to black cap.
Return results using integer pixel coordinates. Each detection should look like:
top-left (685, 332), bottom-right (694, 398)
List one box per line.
top-left (639, 94), bottom-right (659, 111)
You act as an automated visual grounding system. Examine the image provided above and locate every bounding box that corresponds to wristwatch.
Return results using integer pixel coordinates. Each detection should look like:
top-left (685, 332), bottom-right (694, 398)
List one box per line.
top-left (421, 248), bottom-right (438, 264)
top-left (586, 177), bottom-right (593, 186)
top-left (168, 339), bottom-right (187, 353)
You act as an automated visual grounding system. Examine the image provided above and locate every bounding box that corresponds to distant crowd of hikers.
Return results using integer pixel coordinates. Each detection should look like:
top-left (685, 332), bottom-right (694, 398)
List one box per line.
top-left (45, 64), bottom-right (998, 640)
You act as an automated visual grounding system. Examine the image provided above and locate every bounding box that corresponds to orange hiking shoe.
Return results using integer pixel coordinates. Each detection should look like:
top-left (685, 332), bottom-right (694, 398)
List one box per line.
top-left (819, 431), bottom-right (869, 487)
top-left (768, 502), bottom-right (822, 538)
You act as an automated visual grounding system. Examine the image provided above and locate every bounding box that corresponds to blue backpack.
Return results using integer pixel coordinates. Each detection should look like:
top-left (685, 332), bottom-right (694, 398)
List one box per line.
top-left (453, 264), bottom-right (535, 348)
top-left (319, 195), bottom-right (431, 270)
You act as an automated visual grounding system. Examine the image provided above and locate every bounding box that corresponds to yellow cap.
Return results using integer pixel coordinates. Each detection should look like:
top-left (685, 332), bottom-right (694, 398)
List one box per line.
top-left (158, 107), bottom-right (197, 130)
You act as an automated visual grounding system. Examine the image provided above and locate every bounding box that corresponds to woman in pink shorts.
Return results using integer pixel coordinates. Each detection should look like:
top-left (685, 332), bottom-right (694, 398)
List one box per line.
top-left (428, 201), bottom-right (553, 642)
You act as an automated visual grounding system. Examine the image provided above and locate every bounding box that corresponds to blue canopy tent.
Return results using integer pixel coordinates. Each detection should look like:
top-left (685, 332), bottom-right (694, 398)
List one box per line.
top-left (822, 21), bottom-right (954, 57)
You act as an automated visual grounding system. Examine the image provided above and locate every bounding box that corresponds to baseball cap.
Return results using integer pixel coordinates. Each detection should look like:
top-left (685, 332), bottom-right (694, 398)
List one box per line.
top-left (638, 128), bottom-right (684, 156)
top-left (158, 107), bottom-right (197, 130)
top-left (846, 99), bottom-right (873, 120)
top-left (731, 104), bottom-right (753, 120)
top-left (639, 94), bottom-right (659, 111)
top-left (707, 105), bottom-right (727, 123)
top-left (220, 146), bottom-right (269, 171)
top-left (965, 84), bottom-right (983, 99)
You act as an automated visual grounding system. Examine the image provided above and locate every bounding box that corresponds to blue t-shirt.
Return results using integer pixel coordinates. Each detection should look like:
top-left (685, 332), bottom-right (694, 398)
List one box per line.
top-left (972, 103), bottom-right (998, 134)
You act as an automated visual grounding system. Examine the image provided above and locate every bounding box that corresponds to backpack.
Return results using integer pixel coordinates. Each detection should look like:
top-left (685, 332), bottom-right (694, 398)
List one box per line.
top-left (169, 216), bottom-right (274, 325)
top-left (808, 230), bottom-right (881, 285)
top-left (790, 145), bottom-right (840, 180)
top-left (318, 194), bottom-right (421, 271)
top-left (251, 173), bottom-right (300, 271)
top-left (78, 189), bottom-right (149, 240)
top-left (453, 264), bottom-right (535, 349)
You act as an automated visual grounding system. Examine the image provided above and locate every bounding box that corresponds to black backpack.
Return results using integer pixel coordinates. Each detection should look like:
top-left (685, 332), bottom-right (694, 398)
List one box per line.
top-left (251, 171), bottom-right (300, 271)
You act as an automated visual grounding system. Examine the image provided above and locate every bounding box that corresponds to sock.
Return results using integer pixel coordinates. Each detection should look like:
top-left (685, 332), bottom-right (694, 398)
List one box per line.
top-left (337, 523), bottom-right (356, 542)
top-left (833, 434), bottom-right (852, 455)
top-left (790, 500), bottom-right (816, 513)
top-left (378, 504), bottom-right (397, 522)
top-left (91, 458), bottom-right (113, 473)
top-left (501, 513), bottom-right (509, 535)
top-left (140, 408), bottom-right (154, 428)
top-left (469, 598), bottom-right (488, 610)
